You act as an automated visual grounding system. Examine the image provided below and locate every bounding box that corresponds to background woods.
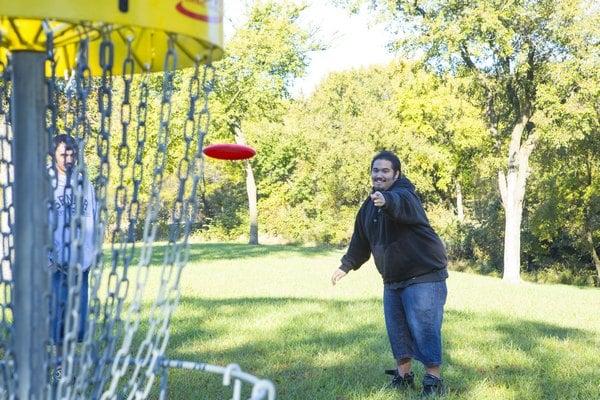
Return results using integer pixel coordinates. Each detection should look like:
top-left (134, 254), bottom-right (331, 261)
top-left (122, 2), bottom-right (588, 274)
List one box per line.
top-left (202, 0), bottom-right (598, 286)
top-left (77, 0), bottom-right (599, 287)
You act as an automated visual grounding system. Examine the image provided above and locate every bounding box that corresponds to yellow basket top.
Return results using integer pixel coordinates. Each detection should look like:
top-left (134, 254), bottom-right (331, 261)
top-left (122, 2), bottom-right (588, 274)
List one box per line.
top-left (0, 0), bottom-right (223, 75)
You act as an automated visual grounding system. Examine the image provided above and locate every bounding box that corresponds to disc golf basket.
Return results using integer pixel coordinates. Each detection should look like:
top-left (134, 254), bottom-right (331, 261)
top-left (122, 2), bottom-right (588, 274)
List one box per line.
top-left (0, 1), bottom-right (275, 399)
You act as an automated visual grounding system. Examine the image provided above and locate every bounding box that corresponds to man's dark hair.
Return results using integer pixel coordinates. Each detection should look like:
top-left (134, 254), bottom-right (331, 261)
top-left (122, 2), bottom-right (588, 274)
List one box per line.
top-left (371, 150), bottom-right (401, 174)
top-left (51, 134), bottom-right (78, 159)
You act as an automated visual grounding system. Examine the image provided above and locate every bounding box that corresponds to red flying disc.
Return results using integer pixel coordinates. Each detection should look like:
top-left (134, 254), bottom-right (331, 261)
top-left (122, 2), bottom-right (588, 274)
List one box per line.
top-left (203, 143), bottom-right (256, 160)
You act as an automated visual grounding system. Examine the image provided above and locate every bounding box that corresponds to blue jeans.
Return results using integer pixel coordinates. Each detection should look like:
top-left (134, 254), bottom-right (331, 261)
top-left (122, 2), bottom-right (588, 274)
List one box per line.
top-left (383, 281), bottom-right (447, 367)
top-left (50, 269), bottom-right (89, 345)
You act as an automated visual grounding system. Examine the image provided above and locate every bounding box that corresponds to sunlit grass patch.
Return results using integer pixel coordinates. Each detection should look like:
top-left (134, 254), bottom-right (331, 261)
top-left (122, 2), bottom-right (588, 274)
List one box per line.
top-left (128, 242), bottom-right (600, 399)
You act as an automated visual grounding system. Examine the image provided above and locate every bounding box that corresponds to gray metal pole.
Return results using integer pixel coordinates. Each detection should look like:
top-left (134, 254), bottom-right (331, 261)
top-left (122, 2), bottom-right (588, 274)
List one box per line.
top-left (11, 51), bottom-right (49, 400)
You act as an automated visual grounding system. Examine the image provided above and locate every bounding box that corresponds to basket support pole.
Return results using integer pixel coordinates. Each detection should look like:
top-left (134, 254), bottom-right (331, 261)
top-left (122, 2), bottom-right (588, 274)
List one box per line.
top-left (11, 51), bottom-right (49, 400)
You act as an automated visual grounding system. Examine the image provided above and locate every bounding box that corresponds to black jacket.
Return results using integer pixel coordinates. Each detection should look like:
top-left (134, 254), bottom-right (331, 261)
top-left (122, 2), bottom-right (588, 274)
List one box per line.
top-left (340, 176), bottom-right (447, 283)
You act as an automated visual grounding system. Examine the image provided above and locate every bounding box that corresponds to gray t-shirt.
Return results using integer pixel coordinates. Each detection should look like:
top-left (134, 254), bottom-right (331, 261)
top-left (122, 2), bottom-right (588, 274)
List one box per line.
top-left (50, 169), bottom-right (97, 271)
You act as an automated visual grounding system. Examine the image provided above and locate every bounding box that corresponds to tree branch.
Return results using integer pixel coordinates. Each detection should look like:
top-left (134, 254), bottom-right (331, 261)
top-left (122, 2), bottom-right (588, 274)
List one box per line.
top-left (516, 130), bottom-right (537, 202)
top-left (459, 42), bottom-right (477, 71)
top-left (498, 170), bottom-right (507, 208)
top-left (524, 45), bottom-right (537, 115)
top-left (410, 0), bottom-right (427, 17)
top-left (460, 42), bottom-right (493, 92)
top-left (507, 112), bottom-right (530, 171)
top-left (485, 91), bottom-right (501, 145)
top-left (506, 77), bottom-right (522, 118)
top-left (224, 88), bottom-right (244, 114)
top-left (586, 229), bottom-right (600, 282)
top-left (499, 55), bottom-right (511, 76)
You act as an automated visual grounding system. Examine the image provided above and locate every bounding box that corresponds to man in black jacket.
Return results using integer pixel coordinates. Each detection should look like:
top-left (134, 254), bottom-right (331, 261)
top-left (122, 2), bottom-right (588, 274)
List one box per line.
top-left (331, 150), bottom-right (448, 396)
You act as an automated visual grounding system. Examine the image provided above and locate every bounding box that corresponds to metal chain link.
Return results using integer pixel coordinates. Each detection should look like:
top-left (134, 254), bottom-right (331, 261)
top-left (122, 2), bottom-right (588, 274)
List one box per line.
top-left (87, 27), bottom-right (117, 399)
top-left (89, 32), bottom-right (137, 399)
top-left (114, 35), bottom-right (179, 399)
top-left (0, 51), bottom-right (16, 400)
top-left (101, 61), bottom-right (153, 399)
top-left (132, 50), bottom-right (215, 400)
top-left (56, 35), bottom-right (93, 399)
top-left (2, 23), bottom-right (271, 400)
top-left (43, 20), bottom-right (59, 143)
top-left (68, 31), bottom-right (102, 399)
top-left (150, 60), bottom-right (216, 399)
top-left (43, 21), bottom-right (59, 398)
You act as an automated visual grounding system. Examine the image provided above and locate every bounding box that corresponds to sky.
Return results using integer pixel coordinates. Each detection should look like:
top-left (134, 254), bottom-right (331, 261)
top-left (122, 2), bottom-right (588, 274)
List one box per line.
top-left (223, 1), bottom-right (396, 97)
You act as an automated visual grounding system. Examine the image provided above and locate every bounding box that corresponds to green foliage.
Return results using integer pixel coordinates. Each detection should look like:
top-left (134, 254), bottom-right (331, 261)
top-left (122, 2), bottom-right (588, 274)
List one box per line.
top-left (75, 0), bottom-right (600, 286)
top-left (334, 0), bottom-right (600, 284)
top-left (196, 0), bottom-right (317, 240)
top-left (514, 23), bottom-right (600, 283)
top-left (210, 0), bottom-right (317, 131)
top-left (524, 263), bottom-right (599, 286)
top-left (244, 62), bottom-right (493, 246)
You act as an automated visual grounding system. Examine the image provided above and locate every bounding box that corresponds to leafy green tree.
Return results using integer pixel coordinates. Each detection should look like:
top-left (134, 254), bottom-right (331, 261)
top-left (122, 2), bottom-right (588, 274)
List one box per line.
top-left (254, 62), bottom-right (489, 246)
top-left (352, 0), bottom-right (596, 283)
top-left (527, 30), bottom-right (600, 284)
top-left (390, 67), bottom-right (489, 219)
top-left (210, 0), bottom-right (317, 244)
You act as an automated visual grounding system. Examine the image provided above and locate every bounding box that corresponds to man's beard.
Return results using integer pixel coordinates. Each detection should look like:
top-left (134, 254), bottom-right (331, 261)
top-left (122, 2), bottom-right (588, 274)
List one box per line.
top-left (372, 182), bottom-right (386, 193)
top-left (371, 177), bottom-right (396, 192)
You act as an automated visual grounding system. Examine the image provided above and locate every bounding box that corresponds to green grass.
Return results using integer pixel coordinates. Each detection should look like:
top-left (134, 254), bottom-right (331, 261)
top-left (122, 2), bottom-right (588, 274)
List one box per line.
top-left (137, 242), bottom-right (600, 399)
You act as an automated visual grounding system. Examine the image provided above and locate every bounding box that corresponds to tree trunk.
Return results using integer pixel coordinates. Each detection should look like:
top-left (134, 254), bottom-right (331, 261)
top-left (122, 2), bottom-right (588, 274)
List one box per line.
top-left (583, 155), bottom-right (600, 284)
top-left (498, 114), bottom-right (535, 284)
top-left (499, 170), bottom-right (523, 284)
top-left (455, 180), bottom-right (464, 223)
top-left (231, 123), bottom-right (259, 245)
top-left (243, 160), bottom-right (258, 245)
top-left (585, 229), bottom-right (600, 284)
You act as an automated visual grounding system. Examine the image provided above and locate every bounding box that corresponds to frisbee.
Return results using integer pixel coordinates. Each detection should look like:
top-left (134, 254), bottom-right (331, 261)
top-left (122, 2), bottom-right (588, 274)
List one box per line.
top-left (203, 143), bottom-right (256, 160)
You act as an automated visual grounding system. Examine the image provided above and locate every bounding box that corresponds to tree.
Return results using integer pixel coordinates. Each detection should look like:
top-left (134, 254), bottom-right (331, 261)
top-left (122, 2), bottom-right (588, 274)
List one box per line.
top-left (356, 0), bottom-right (594, 283)
top-left (527, 22), bottom-right (600, 284)
top-left (252, 62), bottom-right (488, 246)
top-left (390, 66), bottom-right (489, 221)
top-left (210, 0), bottom-right (316, 244)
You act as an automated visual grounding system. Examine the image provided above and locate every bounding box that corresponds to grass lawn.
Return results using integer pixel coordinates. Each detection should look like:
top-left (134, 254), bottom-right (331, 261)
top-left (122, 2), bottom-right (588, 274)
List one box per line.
top-left (140, 242), bottom-right (600, 399)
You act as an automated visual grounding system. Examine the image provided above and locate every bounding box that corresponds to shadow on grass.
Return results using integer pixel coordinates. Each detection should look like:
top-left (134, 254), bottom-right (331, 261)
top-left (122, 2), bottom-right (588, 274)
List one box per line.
top-left (130, 242), bottom-right (337, 266)
top-left (156, 297), bottom-right (600, 400)
top-left (443, 310), bottom-right (599, 400)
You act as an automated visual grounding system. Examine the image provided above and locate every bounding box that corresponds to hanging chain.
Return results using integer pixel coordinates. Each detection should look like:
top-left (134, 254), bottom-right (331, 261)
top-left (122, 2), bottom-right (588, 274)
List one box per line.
top-left (0, 24), bottom-right (239, 399)
top-left (120, 35), bottom-right (179, 399)
top-left (155, 58), bottom-right (215, 371)
top-left (91, 34), bottom-right (138, 399)
top-left (44, 21), bottom-right (58, 142)
top-left (0, 51), bottom-right (15, 399)
top-left (137, 58), bottom-right (205, 399)
top-left (102, 63), bottom-right (152, 398)
top-left (86, 27), bottom-right (117, 399)
top-left (43, 21), bottom-right (58, 398)
top-left (56, 35), bottom-right (93, 398)
top-left (133, 51), bottom-right (215, 400)
top-left (69, 31), bottom-right (102, 399)
top-left (70, 28), bottom-right (122, 400)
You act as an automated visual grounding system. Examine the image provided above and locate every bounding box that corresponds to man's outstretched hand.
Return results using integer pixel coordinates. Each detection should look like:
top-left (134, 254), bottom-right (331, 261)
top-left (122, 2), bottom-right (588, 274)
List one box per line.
top-left (370, 191), bottom-right (386, 207)
top-left (331, 268), bottom-right (347, 286)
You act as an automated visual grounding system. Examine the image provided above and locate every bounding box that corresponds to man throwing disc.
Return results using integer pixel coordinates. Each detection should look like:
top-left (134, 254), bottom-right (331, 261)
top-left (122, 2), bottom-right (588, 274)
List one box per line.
top-left (331, 150), bottom-right (448, 397)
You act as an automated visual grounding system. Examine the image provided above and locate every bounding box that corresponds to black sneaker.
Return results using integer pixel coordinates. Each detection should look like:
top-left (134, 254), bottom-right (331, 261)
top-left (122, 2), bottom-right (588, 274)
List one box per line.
top-left (421, 373), bottom-right (446, 397)
top-left (385, 369), bottom-right (415, 390)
